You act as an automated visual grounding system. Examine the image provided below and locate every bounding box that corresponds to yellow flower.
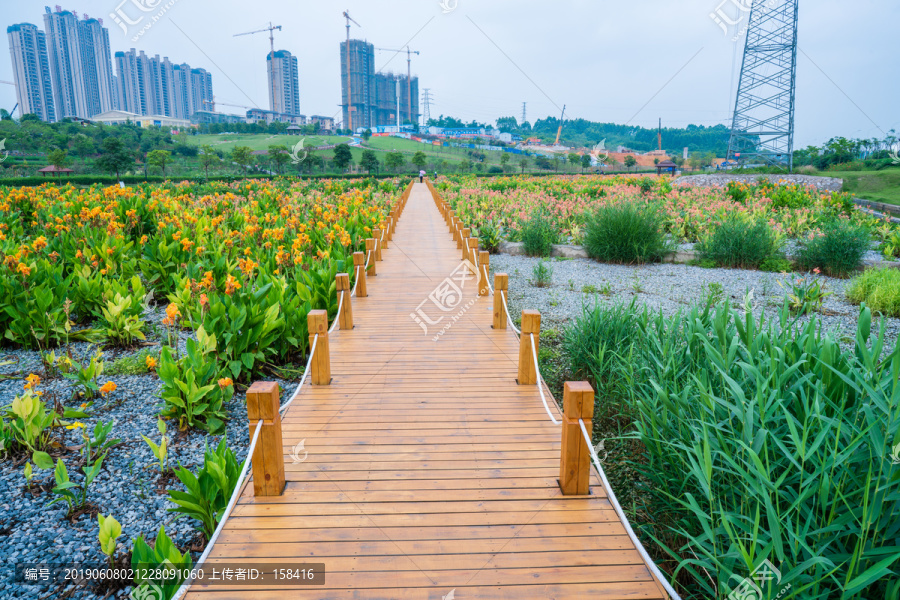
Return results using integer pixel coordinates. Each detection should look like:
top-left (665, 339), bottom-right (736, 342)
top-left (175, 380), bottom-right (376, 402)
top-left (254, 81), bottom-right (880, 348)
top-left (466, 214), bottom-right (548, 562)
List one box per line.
top-left (145, 356), bottom-right (158, 370)
top-left (66, 422), bottom-right (85, 430)
top-left (165, 304), bottom-right (180, 320)
top-left (99, 381), bottom-right (117, 396)
top-left (24, 373), bottom-right (41, 390)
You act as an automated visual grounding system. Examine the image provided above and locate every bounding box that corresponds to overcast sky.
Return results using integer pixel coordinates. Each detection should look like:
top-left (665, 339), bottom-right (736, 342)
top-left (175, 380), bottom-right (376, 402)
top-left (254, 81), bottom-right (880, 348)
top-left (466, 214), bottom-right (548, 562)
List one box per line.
top-left (2, 0), bottom-right (896, 148)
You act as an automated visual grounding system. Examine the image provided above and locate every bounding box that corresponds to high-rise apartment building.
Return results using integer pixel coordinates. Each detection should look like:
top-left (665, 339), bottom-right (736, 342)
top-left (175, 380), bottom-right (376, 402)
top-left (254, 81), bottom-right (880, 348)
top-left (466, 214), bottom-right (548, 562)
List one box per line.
top-left (6, 23), bottom-right (55, 121)
top-left (42, 7), bottom-right (115, 119)
top-left (267, 50), bottom-right (300, 116)
top-left (114, 49), bottom-right (213, 119)
top-left (340, 39), bottom-right (420, 130)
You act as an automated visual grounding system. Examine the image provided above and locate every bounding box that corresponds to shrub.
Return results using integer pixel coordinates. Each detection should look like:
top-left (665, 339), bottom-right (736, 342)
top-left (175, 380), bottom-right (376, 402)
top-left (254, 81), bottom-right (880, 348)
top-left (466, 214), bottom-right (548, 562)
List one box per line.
top-left (796, 221), bottom-right (870, 278)
top-left (520, 212), bottom-right (558, 257)
top-left (530, 261), bottom-right (552, 288)
top-left (846, 268), bottom-right (900, 317)
top-left (759, 256), bottom-right (794, 273)
top-left (583, 203), bottom-right (670, 264)
top-left (696, 216), bottom-right (780, 269)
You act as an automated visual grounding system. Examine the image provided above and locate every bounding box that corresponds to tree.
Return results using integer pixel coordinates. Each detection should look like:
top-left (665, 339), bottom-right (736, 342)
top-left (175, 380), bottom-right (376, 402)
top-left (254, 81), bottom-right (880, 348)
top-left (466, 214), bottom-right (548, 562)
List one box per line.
top-left (519, 157), bottom-right (528, 173)
top-left (362, 129), bottom-right (372, 142)
top-left (385, 151), bottom-right (405, 173)
top-left (500, 153), bottom-right (510, 169)
top-left (96, 137), bottom-right (134, 179)
top-left (581, 154), bottom-right (591, 173)
top-left (568, 153), bottom-right (580, 171)
top-left (411, 151), bottom-right (428, 170)
top-left (624, 155), bottom-right (637, 169)
top-left (360, 149), bottom-right (380, 173)
top-left (333, 144), bottom-right (352, 171)
top-left (199, 145), bottom-right (219, 178)
top-left (268, 145), bottom-right (290, 174)
top-left (47, 148), bottom-right (68, 169)
top-left (231, 146), bottom-right (253, 175)
top-left (147, 149), bottom-right (171, 177)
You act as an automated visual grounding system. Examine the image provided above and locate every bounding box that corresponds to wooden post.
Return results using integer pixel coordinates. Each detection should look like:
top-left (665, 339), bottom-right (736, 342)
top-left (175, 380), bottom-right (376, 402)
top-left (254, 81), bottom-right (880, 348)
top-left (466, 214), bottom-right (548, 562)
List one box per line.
top-left (336, 273), bottom-right (353, 330)
top-left (559, 382), bottom-right (595, 496)
top-left (468, 238), bottom-right (479, 267)
top-left (493, 273), bottom-right (508, 329)
top-left (478, 251), bottom-right (490, 296)
top-left (373, 229), bottom-right (384, 260)
top-left (458, 227), bottom-right (469, 250)
top-left (353, 252), bottom-right (367, 298)
top-left (307, 310), bottom-right (331, 385)
top-left (365, 238), bottom-right (377, 276)
top-left (517, 310), bottom-right (541, 385)
top-left (246, 382), bottom-right (285, 497)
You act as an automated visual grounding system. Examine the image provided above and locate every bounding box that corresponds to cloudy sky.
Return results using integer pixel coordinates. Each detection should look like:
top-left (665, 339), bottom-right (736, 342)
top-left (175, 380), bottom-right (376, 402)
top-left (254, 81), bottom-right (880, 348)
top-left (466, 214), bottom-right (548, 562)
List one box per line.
top-left (2, 0), bottom-right (896, 147)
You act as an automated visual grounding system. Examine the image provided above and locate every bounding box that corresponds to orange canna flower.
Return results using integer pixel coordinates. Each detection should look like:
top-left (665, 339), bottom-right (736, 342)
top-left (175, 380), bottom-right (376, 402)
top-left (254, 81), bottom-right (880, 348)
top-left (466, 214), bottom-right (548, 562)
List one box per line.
top-left (165, 304), bottom-right (181, 320)
top-left (218, 377), bottom-right (233, 389)
top-left (99, 381), bottom-right (117, 396)
top-left (145, 356), bottom-right (158, 370)
top-left (24, 373), bottom-right (41, 390)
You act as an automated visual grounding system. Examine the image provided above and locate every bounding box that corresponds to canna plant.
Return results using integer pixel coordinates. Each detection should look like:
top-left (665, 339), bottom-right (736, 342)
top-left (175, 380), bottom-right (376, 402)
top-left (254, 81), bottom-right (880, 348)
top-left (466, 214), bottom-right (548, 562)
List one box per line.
top-left (157, 326), bottom-right (232, 434)
top-left (141, 418), bottom-right (169, 473)
top-left (167, 439), bottom-right (241, 540)
top-left (99, 293), bottom-right (146, 346)
top-left (97, 513), bottom-right (122, 568)
top-left (131, 525), bottom-right (192, 596)
top-left (3, 390), bottom-right (58, 453)
top-left (63, 350), bottom-right (105, 400)
top-left (47, 454), bottom-right (105, 516)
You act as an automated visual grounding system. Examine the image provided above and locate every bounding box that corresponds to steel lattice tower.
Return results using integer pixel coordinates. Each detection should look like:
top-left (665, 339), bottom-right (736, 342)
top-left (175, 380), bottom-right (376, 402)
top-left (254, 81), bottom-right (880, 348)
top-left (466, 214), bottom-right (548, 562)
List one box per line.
top-left (727, 0), bottom-right (799, 170)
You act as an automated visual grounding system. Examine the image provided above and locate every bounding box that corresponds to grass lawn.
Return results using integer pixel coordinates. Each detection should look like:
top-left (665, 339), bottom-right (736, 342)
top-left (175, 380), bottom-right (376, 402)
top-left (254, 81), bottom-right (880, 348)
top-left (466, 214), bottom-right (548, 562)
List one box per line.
top-left (832, 169), bottom-right (900, 205)
top-left (188, 133), bottom-right (349, 153)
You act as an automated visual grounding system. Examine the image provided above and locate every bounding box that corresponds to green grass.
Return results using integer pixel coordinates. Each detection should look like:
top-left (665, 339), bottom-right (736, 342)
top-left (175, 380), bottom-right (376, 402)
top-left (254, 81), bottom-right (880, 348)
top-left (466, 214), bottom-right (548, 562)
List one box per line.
top-left (846, 268), bottom-right (900, 317)
top-left (831, 169), bottom-right (900, 205)
top-left (105, 348), bottom-right (159, 376)
top-left (189, 133), bottom-right (345, 153)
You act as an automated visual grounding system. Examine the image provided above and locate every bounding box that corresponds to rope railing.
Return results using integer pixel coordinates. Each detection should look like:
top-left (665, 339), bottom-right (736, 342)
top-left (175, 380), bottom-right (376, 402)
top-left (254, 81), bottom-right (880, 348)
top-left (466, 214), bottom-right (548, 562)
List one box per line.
top-left (530, 333), bottom-right (560, 425)
top-left (352, 265), bottom-right (360, 297)
top-left (499, 291), bottom-right (520, 335)
top-left (578, 419), bottom-right (682, 600)
top-left (281, 333), bottom-right (319, 415)
top-left (170, 417), bottom-right (264, 600)
top-left (328, 293), bottom-right (344, 334)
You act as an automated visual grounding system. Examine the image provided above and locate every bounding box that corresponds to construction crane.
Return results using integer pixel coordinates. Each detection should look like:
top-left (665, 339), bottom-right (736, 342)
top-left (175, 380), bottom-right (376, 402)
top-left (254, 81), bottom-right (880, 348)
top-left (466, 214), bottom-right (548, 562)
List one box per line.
top-left (0, 81), bottom-right (14, 86)
top-left (554, 104), bottom-right (566, 146)
top-left (234, 22), bottom-right (282, 113)
top-left (375, 47), bottom-right (420, 126)
top-left (343, 10), bottom-right (361, 132)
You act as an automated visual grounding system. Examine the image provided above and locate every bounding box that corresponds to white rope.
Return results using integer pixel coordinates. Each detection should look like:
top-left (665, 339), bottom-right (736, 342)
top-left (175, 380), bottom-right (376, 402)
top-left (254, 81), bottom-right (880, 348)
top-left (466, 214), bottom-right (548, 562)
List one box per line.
top-left (169, 418), bottom-right (264, 600)
top-left (500, 291), bottom-right (521, 335)
top-left (351, 265), bottom-right (360, 297)
top-left (578, 418), bottom-right (682, 600)
top-left (329, 292), bottom-right (344, 334)
top-left (280, 333), bottom-right (319, 415)
top-left (365, 249), bottom-right (372, 269)
top-left (531, 333), bottom-right (560, 425)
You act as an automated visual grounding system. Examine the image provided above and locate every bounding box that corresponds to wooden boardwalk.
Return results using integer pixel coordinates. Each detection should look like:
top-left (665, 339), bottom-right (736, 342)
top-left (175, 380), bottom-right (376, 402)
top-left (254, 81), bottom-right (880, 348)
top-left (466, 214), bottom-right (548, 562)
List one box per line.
top-left (186, 183), bottom-right (669, 599)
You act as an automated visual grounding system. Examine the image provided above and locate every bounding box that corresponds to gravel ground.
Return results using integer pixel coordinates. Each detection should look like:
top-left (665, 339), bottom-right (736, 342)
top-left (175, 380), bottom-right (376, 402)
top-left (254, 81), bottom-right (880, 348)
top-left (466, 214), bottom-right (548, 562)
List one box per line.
top-left (0, 306), bottom-right (302, 600)
top-left (491, 254), bottom-right (900, 350)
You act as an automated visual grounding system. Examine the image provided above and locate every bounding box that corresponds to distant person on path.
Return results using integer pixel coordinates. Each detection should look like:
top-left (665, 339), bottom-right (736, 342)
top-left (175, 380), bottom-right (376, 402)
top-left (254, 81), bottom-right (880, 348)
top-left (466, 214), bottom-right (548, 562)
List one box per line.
top-left (419, 169), bottom-right (426, 183)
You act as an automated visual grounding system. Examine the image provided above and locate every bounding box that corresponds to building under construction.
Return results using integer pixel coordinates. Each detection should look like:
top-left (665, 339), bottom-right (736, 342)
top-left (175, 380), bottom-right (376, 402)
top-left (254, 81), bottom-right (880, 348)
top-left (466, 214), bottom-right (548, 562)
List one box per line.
top-left (340, 39), bottom-right (419, 130)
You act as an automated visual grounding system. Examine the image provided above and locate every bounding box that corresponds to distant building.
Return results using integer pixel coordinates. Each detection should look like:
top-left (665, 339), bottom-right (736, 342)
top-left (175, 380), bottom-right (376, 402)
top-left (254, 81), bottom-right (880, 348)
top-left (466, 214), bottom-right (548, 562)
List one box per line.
top-left (115, 49), bottom-right (213, 119)
top-left (267, 50), bottom-right (300, 116)
top-left (42, 7), bottom-right (116, 119)
top-left (309, 115), bottom-right (334, 131)
top-left (246, 108), bottom-right (306, 126)
top-left (93, 109), bottom-right (192, 129)
top-left (7, 23), bottom-right (56, 121)
top-left (190, 110), bottom-right (246, 125)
